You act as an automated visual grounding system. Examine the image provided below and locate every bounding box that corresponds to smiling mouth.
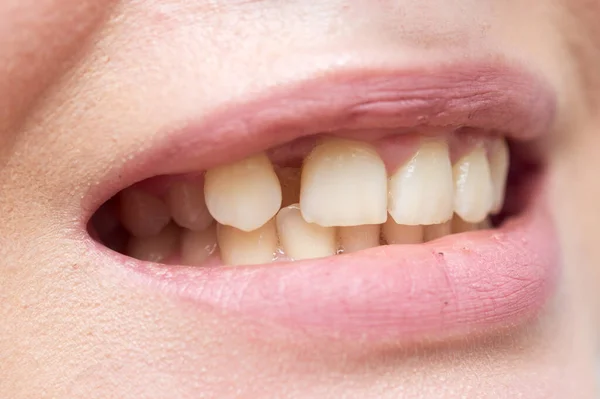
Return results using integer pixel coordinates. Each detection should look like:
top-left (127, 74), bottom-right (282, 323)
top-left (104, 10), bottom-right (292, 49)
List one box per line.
top-left (85, 61), bottom-right (558, 343)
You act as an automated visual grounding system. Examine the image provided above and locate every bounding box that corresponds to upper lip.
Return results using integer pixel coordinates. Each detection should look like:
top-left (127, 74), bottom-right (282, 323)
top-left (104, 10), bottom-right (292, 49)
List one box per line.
top-left (85, 60), bottom-right (558, 344)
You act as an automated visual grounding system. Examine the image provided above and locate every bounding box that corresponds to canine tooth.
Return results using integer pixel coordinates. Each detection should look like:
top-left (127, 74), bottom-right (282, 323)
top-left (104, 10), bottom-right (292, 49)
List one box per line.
top-left (424, 221), bottom-right (452, 242)
top-left (126, 223), bottom-right (180, 262)
top-left (383, 218), bottom-right (423, 245)
top-left (180, 225), bottom-right (218, 266)
top-left (167, 181), bottom-right (214, 231)
top-left (217, 220), bottom-right (278, 266)
top-left (388, 138), bottom-right (454, 225)
top-left (276, 204), bottom-right (337, 260)
top-left (453, 146), bottom-right (494, 223)
top-left (300, 138), bottom-right (387, 226)
top-left (276, 167), bottom-right (302, 207)
top-left (489, 138), bottom-right (509, 213)
top-left (205, 153), bottom-right (282, 232)
top-left (120, 188), bottom-right (171, 237)
top-left (339, 225), bottom-right (380, 253)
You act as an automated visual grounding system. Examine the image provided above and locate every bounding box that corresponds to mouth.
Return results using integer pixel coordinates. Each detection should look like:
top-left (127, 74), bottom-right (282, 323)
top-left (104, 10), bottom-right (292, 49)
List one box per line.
top-left (85, 61), bottom-right (558, 344)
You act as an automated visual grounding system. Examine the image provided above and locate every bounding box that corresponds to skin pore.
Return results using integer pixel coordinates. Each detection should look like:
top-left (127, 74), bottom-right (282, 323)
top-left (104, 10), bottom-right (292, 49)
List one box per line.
top-left (1, 1), bottom-right (600, 398)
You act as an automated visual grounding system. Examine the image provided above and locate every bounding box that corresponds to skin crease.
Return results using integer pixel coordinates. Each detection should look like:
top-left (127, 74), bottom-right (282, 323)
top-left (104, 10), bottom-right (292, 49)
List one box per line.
top-left (1, 0), bottom-right (600, 398)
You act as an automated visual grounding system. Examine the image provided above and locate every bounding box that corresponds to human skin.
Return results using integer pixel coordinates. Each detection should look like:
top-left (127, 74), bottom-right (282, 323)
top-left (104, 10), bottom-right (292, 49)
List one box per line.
top-left (1, 0), bottom-right (600, 398)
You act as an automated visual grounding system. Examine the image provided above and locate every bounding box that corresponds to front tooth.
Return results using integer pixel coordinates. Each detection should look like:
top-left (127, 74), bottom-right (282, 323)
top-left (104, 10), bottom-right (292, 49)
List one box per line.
top-left (339, 225), bottom-right (380, 254)
top-left (300, 138), bottom-right (387, 226)
top-left (453, 146), bottom-right (494, 223)
top-left (180, 224), bottom-right (218, 266)
top-left (167, 181), bottom-right (214, 231)
top-left (451, 214), bottom-right (477, 233)
top-left (126, 223), bottom-right (180, 262)
top-left (424, 221), bottom-right (452, 242)
top-left (388, 138), bottom-right (454, 225)
top-left (276, 204), bottom-right (337, 260)
top-left (383, 217), bottom-right (423, 245)
top-left (217, 220), bottom-right (278, 266)
top-left (489, 138), bottom-right (509, 214)
top-left (120, 188), bottom-right (171, 237)
top-left (276, 167), bottom-right (302, 207)
top-left (204, 153), bottom-right (282, 232)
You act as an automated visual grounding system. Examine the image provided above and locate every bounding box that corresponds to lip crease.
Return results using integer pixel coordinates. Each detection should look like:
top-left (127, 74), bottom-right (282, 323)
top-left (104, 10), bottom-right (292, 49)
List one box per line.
top-left (85, 60), bottom-right (558, 343)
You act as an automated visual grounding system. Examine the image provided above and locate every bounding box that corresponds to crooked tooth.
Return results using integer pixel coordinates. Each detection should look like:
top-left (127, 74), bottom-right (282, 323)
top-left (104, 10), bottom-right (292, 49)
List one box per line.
top-left (276, 167), bottom-right (302, 207)
top-left (489, 138), bottom-right (509, 214)
top-left (388, 138), bottom-right (454, 225)
top-left (424, 221), bottom-right (452, 242)
top-left (205, 153), bottom-right (282, 232)
top-left (453, 146), bottom-right (494, 223)
top-left (217, 220), bottom-right (278, 266)
top-left (339, 225), bottom-right (380, 254)
top-left (383, 217), bottom-right (423, 245)
top-left (180, 224), bottom-right (218, 266)
top-left (120, 188), bottom-right (171, 237)
top-left (126, 223), bottom-right (180, 262)
top-left (300, 138), bottom-right (387, 226)
top-left (276, 204), bottom-right (337, 260)
top-left (167, 181), bottom-right (214, 231)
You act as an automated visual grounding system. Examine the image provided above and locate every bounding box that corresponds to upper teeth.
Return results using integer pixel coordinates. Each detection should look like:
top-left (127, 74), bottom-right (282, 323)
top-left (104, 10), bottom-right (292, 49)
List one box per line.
top-left (116, 134), bottom-right (510, 266)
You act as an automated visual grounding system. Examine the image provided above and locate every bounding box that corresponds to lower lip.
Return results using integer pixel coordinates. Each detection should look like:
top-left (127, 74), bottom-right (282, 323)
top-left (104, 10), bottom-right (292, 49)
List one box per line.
top-left (103, 181), bottom-right (558, 343)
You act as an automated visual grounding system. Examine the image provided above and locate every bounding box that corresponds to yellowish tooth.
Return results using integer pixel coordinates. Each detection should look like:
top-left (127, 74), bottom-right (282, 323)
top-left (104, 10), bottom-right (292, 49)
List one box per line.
top-left (339, 224), bottom-right (381, 254)
top-left (217, 220), bottom-right (278, 266)
top-left (120, 188), bottom-right (171, 237)
top-left (300, 138), bottom-right (387, 227)
top-left (276, 204), bottom-right (337, 260)
top-left (383, 217), bottom-right (423, 245)
top-left (388, 138), bottom-right (454, 225)
top-left (423, 221), bottom-right (452, 242)
top-left (453, 146), bottom-right (494, 223)
top-left (276, 167), bottom-right (302, 207)
top-left (180, 224), bottom-right (218, 266)
top-left (167, 181), bottom-right (214, 231)
top-left (205, 153), bottom-right (282, 232)
top-left (126, 223), bottom-right (180, 262)
top-left (489, 138), bottom-right (509, 214)
top-left (451, 214), bottom-right (477, 233)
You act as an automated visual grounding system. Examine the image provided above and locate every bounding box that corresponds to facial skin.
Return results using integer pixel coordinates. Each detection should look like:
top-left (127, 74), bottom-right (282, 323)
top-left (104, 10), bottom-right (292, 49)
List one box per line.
top-left (1, 1), bottom-right (600, 398)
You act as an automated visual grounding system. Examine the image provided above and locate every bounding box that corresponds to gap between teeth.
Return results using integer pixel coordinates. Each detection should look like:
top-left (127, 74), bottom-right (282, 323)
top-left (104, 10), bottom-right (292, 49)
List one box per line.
top-left (112, 134), bottom-right (508, 266)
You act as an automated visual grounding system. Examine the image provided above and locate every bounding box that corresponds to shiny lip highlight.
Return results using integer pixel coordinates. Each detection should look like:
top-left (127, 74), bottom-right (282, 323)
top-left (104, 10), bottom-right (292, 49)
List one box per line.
top-left (84, 60), bottom-right (558, 343)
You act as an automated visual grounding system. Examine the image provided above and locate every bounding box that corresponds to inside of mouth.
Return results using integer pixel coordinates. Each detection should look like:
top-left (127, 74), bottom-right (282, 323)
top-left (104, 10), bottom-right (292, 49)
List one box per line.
top-left (88, 128), bottom-right (535, 267)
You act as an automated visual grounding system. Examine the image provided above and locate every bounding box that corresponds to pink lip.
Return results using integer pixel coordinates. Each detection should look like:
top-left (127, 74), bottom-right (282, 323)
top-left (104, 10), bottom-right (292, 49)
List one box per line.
top-left (85, 61), bottom-right (558, 343)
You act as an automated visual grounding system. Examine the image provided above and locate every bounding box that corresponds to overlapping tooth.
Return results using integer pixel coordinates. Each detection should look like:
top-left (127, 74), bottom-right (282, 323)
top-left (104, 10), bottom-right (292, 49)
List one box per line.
top-left (489, 138), bottom-right (509, 214)
top-left (126, 223), bottom-right (180, 262)
top-left (204, 153), bottom-right (282, 232)
top-left (383, 217), bottom-right (423, 245)
top-left (276, 167), bottom-right (302, 207)
top-left (120, 188), bottom-right (171, 237)
top-left (217, 220), bottom-right (278, 266)
top-left (388, 138), bottom-right (454, 225)
top-left (424, 221), bottom-right (452, 242)
top-left (180, 224), bottom-right (218, 266)
top-left (276, 204), bottom-right (337, 260)
top-left (453, 146), bottom-right (494, 223)
top-left (339, 225), bottom-right (380, 254)
top-left (300, 138), bottom-right (387, 227)
top-left (167, 181), bottom-right (214, 231)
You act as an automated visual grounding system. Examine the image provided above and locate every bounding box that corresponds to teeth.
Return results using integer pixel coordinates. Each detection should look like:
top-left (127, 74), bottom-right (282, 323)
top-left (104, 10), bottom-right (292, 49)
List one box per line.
top-left (300, 138), bottom-right (387, 226)
top-left (452, 146), bottom-right (494, 223)
top-left (126, 223), bottom-right (180, 262)
top-left (276, 167), bottom-right (302, 207)
top-left (451, 214), bottom-right (477, 233)
top-left (204, 153), bottom-right (282, 232)
top-left (167, 181), bottom-right (214, 231)
top-left (120, 188), bottom-right (171, 237)
top-left (424, 221), bottom-right (452, 242)
top-left (339, 225), bottom-right (381, 254)
top-left (388, 138), bottom-right (454, 225)
top-left (489, 138), bottom-right (509, 214)
top-left (217, 219), bottom-right (278, 266)
top-left (383, 217), bottom-right (423, 245)
top-left (180, 224), bottom-right (218, 266)
top-left (276, 204), bottom-right (337, 260)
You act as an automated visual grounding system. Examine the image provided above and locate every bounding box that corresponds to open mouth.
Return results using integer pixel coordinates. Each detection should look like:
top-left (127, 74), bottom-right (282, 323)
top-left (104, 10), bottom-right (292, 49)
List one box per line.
top-left (84, 62), bottom-right (558, 344)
